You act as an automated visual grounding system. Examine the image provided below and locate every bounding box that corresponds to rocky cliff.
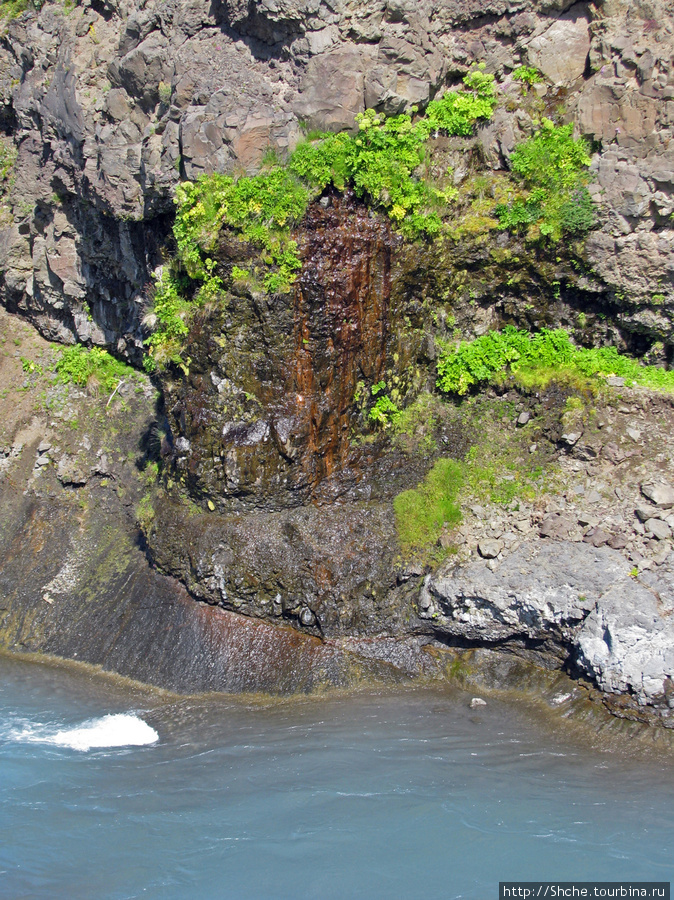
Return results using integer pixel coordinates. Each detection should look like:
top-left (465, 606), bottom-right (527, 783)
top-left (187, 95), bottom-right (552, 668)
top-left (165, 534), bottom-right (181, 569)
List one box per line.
top-left (1, 0), bottom-right (674, 730)
top-left (0, 0), bottom-right (673, 353)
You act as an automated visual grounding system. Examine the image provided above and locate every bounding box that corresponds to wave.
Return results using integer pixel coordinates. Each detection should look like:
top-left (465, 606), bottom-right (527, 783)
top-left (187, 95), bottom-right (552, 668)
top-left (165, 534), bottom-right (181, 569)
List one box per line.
top-left (6, 713), bottom-right (158, 751)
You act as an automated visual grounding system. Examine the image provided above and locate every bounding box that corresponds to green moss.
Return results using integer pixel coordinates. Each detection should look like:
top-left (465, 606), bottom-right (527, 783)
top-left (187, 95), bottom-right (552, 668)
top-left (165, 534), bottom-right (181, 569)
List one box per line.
top-left (393, 458), bottom-right (463, 552)
top-left (391, 393), bottom-right (441, 453)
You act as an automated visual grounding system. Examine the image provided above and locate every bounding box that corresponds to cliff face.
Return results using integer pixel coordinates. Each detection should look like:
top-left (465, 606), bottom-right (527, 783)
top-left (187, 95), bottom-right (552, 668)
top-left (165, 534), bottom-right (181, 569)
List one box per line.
top-left (0, 0), bottom-right (672, 358)
top-left (2, 0), bottom-right (674, 728)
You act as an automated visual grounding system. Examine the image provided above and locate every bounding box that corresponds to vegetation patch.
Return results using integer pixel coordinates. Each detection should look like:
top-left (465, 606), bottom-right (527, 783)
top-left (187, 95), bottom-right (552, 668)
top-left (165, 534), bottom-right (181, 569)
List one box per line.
top-left (368, 380), bottom-right (401, 427)
top-left (512, 66), bottom-right (543, 86)
top-left (393, 458), bottom-right (463, 553)
top-left (0, 136), bottom-right (16, 224)
top-left (436, 326), bottom-right (674, 396)
top-left (56, 345), bottom-right (139, 394)
top-left (144, 69), bottom-right (497, 371)
top-left (0, 0), bottom-right (32, 22)
top-left (290, 68), bottom-right (495, 237)
top-left (494, 120), bottom-right (596, 240)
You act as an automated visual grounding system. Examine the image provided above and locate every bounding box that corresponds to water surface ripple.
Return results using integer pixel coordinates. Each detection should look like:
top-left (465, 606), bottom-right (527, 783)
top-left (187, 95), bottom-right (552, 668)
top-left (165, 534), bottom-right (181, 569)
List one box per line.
top-left (1, 656), bottom-right (673, 899)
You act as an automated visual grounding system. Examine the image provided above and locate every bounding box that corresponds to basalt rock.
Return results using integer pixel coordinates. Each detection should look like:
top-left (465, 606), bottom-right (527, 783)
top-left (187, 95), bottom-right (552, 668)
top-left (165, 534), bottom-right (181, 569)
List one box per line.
top-left (0, 0), bottom-right (673, 355)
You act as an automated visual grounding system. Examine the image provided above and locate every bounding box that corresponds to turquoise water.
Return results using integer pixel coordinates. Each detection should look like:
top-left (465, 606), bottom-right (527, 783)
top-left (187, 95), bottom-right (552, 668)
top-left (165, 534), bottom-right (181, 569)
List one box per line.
top-left (1, 655), bottom-right (673, 900)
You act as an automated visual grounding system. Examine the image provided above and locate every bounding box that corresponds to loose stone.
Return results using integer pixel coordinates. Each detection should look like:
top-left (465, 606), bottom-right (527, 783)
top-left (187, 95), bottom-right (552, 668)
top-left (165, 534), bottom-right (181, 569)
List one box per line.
top-left (478, 539), bottom-right (502, 559)
top-left (645, 518), bottom-right (672, 541)
top-left (641, 482), bottom-right (674, 509)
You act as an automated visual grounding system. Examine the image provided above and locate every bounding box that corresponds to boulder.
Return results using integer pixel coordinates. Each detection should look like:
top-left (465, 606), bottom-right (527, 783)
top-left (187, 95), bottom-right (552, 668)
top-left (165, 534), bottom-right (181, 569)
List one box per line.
top-left (425, 542), bottom-right (674, 709)
top-left (641, 482), bottom-right (674, 509)
top-left (293, 45), bottom-right (377, 133)
top-left (477, 538), bottom-right (502, 559)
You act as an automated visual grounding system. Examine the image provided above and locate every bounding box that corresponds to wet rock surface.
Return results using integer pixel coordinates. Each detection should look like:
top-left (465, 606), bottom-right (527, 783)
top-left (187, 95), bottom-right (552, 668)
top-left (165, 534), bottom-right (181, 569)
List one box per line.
top-left (1, 305), bottom-right (674, 729)
top-left (161, 192), bottom-right (428, 511)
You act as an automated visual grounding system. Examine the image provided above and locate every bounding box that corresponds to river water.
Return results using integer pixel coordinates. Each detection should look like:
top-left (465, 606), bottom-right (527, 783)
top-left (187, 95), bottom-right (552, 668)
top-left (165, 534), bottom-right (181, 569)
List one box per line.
top-left (1, 654), bottom-right (673, 900)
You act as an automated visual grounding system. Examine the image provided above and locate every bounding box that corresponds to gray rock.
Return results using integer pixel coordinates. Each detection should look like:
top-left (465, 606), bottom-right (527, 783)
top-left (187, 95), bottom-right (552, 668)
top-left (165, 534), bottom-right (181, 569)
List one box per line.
top-left (527, 5), bottom-right (591, 85)
top-left (425, 542), bottom-right (674, 709)
top-left (635, 504), bottom-right (659, 523)
top-left (37, 440), bottom-right (52, 454)
top-left (607, 532), bottom-right (629, 551)
top-left (641, 482), bottom-right (674, 509)
top-left (603, 443), bottom-right (626, 464)
top-left (57, 456), bottom-right (88, 486)
top-left (293, 45), bottom-right (377, 133)
top-left (477, 539), bottom-right (502, 559)
top-left (577, 512), bottom-right (599, 527)
top-left (583, 527), bottom-right (611, 548)
top-left (645, 518), bottom-right (672, 541)
top-left (516, 411), bottom-right (530, 427)
top-left (539, 514), bottom-right (573, 539)
top-left (470, 697), bottom-right (487, 708)
top-left (299, 607), bottom-right (316, 626)
top-left (561, 432), bottom-right (581, 447)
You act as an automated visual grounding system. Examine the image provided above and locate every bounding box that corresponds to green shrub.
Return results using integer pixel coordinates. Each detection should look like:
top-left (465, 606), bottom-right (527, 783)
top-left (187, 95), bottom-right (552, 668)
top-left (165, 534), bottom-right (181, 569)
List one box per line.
top-left (56, 345), bottom-right (137, 393)
top-left (0, 138), bottom-right (16, 184)
top-left (143, 270), bottom-right (193, 373)
top-left (289, 68), bottom-right (495, 237)
top-left (557, 187), bottom-right (596, 235)
top-left (393, 458), bottom-right (464, 551)
top-left (173, 167), bottom-right (308, 287)
top-left (436, 326), bottom-right (674, 395)
top-left (369, 394), bottom-right (401, 427)
top-left (0, 0), bottom-right (30, 21)
top-left (422, 68), bottom-right (497, 137)
top-left (495, 120), bottom-right (595, 240)
top-left (512, 66), bottom-right (543, 85)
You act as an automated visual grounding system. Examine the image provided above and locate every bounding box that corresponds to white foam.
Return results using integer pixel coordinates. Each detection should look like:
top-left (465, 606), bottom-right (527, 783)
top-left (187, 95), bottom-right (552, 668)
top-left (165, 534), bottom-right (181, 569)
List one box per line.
top-left (7, 713), bottom-right (158, 752)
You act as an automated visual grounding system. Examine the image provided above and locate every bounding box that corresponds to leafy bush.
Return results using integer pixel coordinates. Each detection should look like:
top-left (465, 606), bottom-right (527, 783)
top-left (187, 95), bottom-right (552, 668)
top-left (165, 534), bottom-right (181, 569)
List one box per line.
top-left (369, 394), bottom-right (401, 427)
top-left (173, 168), bottom-right (308, 288)
top-left (143, 270), bottom-right (193, 373)
top-left (0, 138), bottom-right (16, 184)
top-left (56, 345), bottom-right (138, 393)
top-left (495, 120), bottom-right (595, 240)
top-left (393, 458), bottom-right (464, 552)
top-left (436, 326), bottom-right (674, 395)
top-left (290, 69), bottom-right (495, 236)
top-left (512, 66), bottom-right (542, 85)
top-left (0, 0), bottom-right (30, 21)
top-left (422, 68), bottom-right (497, 137)
top-left (557, 187), bottom-right (596, 236)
